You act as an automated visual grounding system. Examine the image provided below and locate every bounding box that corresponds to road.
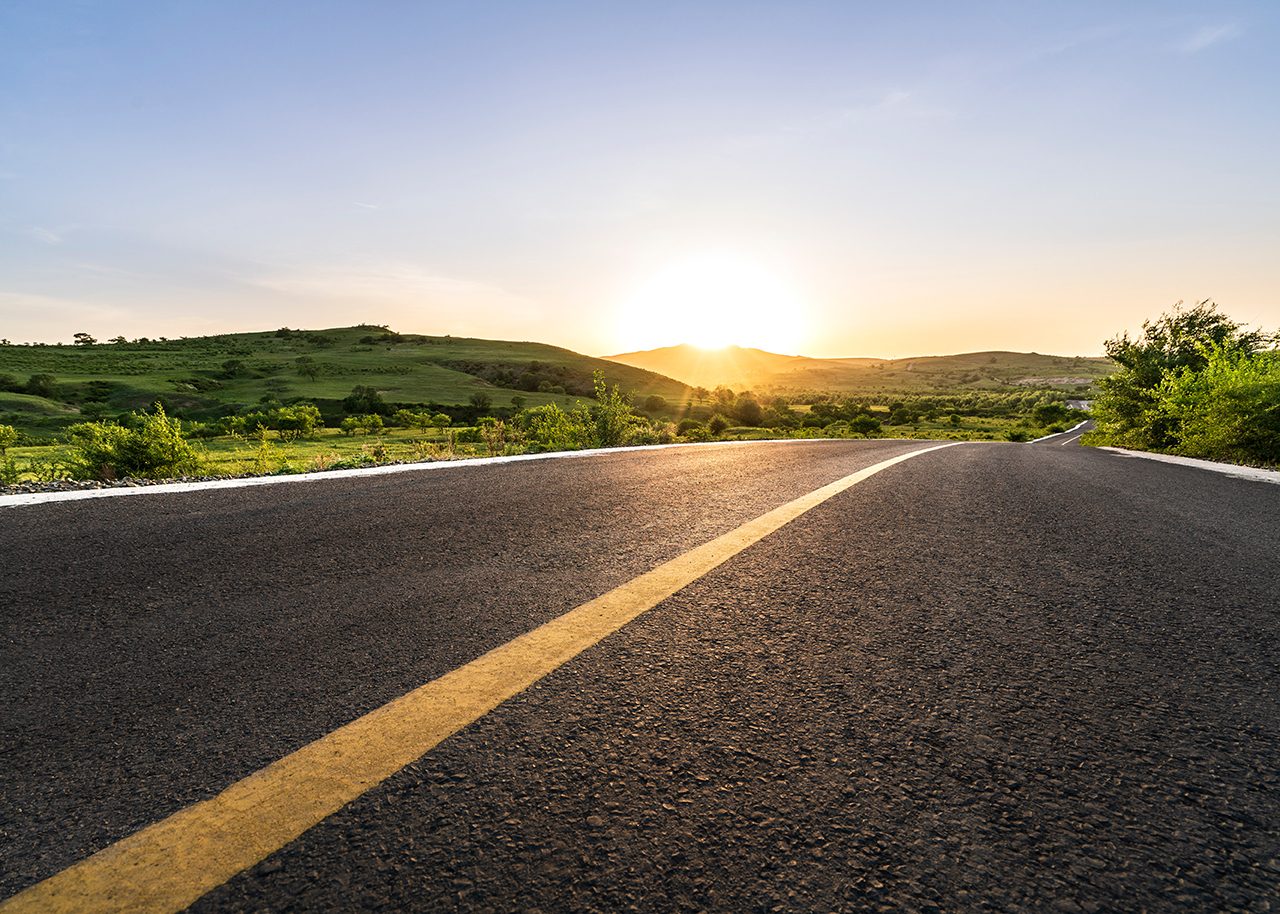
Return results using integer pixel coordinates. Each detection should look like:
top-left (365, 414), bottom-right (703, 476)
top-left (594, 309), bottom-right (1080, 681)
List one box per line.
top-left (2, 438), bottom-right (1277, 913)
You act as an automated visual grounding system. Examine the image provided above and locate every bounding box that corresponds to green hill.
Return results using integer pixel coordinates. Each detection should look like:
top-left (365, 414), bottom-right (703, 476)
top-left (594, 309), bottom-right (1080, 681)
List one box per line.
top-left (604, 344), bottom-right (1113, 394)
top-left (0, 326), bottom-right (691, 438)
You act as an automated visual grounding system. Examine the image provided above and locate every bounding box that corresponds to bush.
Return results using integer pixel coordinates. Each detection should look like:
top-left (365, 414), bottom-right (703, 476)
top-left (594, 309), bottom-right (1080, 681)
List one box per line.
top-left (0, 424), bottom-right (16, 455)
top-left (1032, 402), bottom-right (1071, 426)
top-left (1094, 301), bottom-right (1269, 449)
top-left (515, 403), bottom-right (592, 452)
top-left (337, 414), bottom-right (384, 436)
top-left (590, 372), bottom-right (632, 447)
top-left (1156, 344), bottom-right (1280, 464)
top-left (66, 403), bottom-right (201, 480)
top-left (707, 414), bottom-right (731, 435)
top-left (1091, 301), bottom-right (1279, 464)
top-left (26, 373), bottom-right (57, 399)
top-left (478, 417), bottom-right (506, 456)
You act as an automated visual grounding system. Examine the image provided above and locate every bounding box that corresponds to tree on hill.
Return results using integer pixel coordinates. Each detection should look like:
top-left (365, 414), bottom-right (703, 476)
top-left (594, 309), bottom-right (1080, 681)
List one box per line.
top-left (26, 374), bottom-right (57, 399)
top-left (642, 395), bottom-right (667, 414)
top-left (73, 332), bottom-right (96, 346)
top-left (343, 385), bottom-right (389, 415)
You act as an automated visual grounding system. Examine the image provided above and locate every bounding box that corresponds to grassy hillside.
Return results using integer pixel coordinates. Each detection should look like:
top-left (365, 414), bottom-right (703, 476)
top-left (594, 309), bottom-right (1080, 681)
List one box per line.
top-left (605, 344), bottom-right (1113, 394)
top-left (0, 325), bottom-right (690, 439)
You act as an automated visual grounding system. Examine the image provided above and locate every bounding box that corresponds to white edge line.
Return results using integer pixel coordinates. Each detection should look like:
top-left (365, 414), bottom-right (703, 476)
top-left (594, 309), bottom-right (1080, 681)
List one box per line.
top-left (1098, 447), bottom-right (1280, 485)
top-left (0, 436), bottom-right (939, 509)
top-left (1029, 419), bottom-right (1089, 444)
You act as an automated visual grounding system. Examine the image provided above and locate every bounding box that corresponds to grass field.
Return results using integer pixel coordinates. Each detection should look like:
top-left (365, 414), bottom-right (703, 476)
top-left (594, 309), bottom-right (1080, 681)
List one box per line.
top-left (0, 325), bottom-right (690, 440)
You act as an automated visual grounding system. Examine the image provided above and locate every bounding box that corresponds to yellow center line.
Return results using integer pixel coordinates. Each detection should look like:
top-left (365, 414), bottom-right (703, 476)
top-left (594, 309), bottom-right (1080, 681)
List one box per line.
top-left (1, 441), bottom-right (962, 914)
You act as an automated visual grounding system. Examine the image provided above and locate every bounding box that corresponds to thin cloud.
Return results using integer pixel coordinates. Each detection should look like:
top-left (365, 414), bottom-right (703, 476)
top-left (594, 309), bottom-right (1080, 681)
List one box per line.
top-left (734, 89), bottom-right (954, 152)
top-left (1178, 23), bottom-right (1241, 53)
top-left (27, 227), bottom-right (63, 245)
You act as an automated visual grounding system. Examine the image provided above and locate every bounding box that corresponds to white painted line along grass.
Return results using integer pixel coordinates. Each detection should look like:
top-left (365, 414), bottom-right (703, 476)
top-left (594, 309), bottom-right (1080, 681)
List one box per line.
top-left (1099, 447), bottom-right (1280, 485)
top-left (0, 441), bottom-right (965, 914)
top-left (3, 436), bottom-right (911, 509)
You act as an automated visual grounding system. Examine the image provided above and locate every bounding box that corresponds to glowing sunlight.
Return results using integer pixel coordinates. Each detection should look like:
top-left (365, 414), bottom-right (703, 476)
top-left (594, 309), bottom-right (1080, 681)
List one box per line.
top-left (615, 253), bottom-right (810, 353)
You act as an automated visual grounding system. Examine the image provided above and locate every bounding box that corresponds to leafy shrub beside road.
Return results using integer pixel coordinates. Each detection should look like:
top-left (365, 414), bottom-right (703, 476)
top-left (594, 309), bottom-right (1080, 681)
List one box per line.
top-left (65, 403), bottom-right (201, 480)
top-left (1087, 301), bottom-right (1279, 465)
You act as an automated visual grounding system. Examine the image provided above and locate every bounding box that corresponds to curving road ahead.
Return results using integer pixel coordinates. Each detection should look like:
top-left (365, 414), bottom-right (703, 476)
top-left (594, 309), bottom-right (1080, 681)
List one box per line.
top-left (2, 438), bottom-right (1277, 912)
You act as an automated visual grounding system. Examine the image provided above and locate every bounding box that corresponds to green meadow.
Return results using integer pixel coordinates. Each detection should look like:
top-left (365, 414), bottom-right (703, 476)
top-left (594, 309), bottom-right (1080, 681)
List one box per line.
top-left (0, 325), bottom-right (1093, 485)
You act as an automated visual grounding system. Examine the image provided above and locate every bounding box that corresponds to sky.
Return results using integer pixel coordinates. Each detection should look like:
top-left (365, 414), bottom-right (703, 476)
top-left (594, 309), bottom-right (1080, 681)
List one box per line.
top-left (1, 1), bottom-right (1278, 358)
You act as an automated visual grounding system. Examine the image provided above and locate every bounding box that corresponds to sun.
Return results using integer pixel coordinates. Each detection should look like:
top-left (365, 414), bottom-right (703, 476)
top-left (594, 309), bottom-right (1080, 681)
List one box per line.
top-left (616, 252), bottom-right (808, 353)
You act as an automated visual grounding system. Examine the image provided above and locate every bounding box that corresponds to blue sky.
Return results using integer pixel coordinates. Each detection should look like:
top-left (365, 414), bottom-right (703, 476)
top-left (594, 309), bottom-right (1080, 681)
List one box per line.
top-left (2, 1), bottom-right (1277, 356)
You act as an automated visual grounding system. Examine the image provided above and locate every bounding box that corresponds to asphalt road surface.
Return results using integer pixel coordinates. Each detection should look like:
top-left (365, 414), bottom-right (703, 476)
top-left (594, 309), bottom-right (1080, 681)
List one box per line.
top-left (2, 438), bottom-right (1277, 912)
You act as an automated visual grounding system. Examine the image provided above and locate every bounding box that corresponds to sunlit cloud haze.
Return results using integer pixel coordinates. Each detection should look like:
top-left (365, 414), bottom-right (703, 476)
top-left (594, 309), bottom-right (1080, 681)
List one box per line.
top-left (1, 1), bottom-right (1277, 357)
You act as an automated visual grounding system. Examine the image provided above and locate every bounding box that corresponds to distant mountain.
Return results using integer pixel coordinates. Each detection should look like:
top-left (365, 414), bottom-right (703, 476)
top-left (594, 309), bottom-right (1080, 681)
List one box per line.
top-left (601, 344), bottom-right (879, 390)
top-left (603, 344), bottom-right (1112, 393)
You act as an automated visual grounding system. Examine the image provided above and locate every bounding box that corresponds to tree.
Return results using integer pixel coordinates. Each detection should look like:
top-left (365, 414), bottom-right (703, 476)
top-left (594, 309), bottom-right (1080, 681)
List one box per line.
top-left (469, 392), bottom-right (493, 411)
top-left (73, 332), bottom-right (96, 346)
top-left (708, 413), bottom-right (730, 435)
top-left (511, 394), bottom-right (527, 411)
top-left (221, 359), bottom-right (250, 379)
top-left (642, 395), bottom-right (667, 414)
top-left (343, 385), bottom-right (388, 415)
top-left (431, 413), bottom-right (452, 437)
top-left (0, 424), bottom-right (17, 455)
top-left (108, 336), bottom-right (128, 345)
top-left (733, 396), bottom-right (764, 427)
top-left (272, 404), bottom-right (323, 441)
top-left (26, 373), bottom-right (57, 399)
top-left (692, 386), bottom-right (710, 403)
top-left (294, 356), bottom-right (321, 380)
top-left (1094, 301), bottom-right (1270, 449)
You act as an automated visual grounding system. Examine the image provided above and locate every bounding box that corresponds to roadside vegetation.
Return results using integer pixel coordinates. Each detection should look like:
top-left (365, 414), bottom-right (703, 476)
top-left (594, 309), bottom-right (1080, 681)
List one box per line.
top-left (0, 324), bottom-right (1100, 486)
top-left (1, 374), bottom-right (1087, 486)
top-left (1084, 301), bottom-right (1279, 466)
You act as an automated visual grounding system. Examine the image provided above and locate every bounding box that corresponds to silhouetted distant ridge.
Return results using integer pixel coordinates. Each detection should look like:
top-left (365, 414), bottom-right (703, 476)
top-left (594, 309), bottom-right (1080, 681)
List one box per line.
top-left (603, 344), bottom-right (1111, 393)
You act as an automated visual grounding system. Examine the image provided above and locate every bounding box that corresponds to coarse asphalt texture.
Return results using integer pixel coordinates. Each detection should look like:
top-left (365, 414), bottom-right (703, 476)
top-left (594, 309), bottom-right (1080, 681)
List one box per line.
top-left (2, 437), bottom-right (1278, 912)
